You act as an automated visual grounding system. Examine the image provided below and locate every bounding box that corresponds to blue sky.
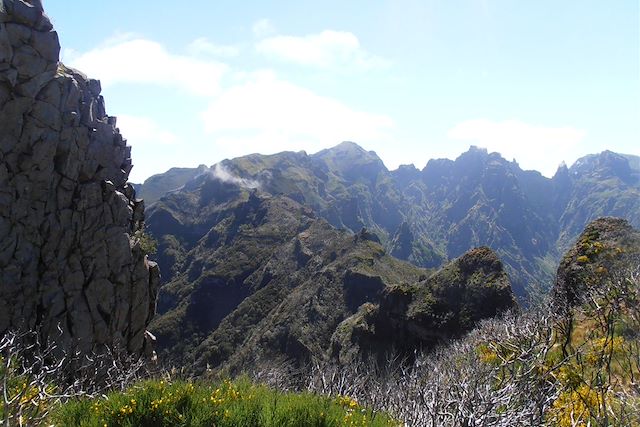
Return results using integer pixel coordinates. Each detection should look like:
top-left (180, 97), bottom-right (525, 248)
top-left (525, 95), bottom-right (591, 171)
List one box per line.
top-left (45, 1), bottom-right (639, 182)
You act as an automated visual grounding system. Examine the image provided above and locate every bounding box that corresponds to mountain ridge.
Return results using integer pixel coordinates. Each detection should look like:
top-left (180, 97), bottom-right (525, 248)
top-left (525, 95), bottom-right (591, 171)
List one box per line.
top-left (144, 143), bottom-right (638, 299)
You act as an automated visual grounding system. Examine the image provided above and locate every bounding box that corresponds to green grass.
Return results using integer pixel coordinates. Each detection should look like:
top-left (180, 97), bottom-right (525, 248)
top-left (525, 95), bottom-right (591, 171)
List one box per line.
top-left (51, 377), bottom-right (398, 427)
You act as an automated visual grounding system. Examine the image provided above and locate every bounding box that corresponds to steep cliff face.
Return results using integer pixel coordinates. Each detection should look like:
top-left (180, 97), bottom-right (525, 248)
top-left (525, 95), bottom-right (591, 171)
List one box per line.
top-left (0, 0), bottom-right (159, 354)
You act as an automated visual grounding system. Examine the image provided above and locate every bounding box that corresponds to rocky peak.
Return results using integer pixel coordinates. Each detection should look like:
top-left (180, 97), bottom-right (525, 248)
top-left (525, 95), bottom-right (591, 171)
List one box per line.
top-left (570, 151), bottom-right (636, 184)
top-left (312, 141), bottom-right (387, 179)
top-left (456, 145), bottom-right (490, 164)
top-left (331, 245), bottom-right (516, 363)
top-left (552, 162), bottom-right (571, 187)
top-left (421, 146), bottom-right (503, 185)
top-left (321, 141), bottom-right (369, 155)
top-left (0, 0), bottom-right (159, 355)
top-left (391, 163), bottom-right (420, 187)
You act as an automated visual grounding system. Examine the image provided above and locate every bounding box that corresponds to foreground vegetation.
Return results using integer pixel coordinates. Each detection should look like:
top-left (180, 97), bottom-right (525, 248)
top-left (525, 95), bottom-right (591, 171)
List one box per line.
top-left (2, 231), bottom-right (639, 426)
top-left (291, 260), bottom-right (640, 426)
top-left (3, 268), bottom-right (639, 426)
top-left (52, 378), bottom-right (395, 427)
top-left (0, 331), bottom-right (395, 427)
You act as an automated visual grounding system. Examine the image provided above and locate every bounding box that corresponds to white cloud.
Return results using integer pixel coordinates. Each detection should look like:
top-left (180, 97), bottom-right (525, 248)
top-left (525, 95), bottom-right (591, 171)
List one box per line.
top-left (201, 70), bottom-right (393, 155)
top-left (64, 32), bottom-right (396, 180)
top-left (209, 163), bottom-right (260, 189)
top-left (187, 37), bottom-right (240, 57)
top-left (117, 114), bottom-right (179, 146)
top-left (447, 119), bottom-right (587, 176)
top-left (256, 30), bottom-right (389, 70)
top-left (115, 115), bottom-right (184, 182)
top-left (65, 36), bottom-right (228, 96)
top-left (252, 18), bottom-right (276, 38)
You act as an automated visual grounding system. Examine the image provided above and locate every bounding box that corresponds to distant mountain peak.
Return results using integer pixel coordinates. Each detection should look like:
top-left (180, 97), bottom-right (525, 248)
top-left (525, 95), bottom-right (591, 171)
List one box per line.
top-left (312, 141), bottom-right (386, 175)
top-left (570, 151), bottom-right (635, 183)
top-left (468, 145), bottom-right (489, 153)
top-left (552, 162), bottom-right (570, 180)
top-left (312, 141), bottom-right (381, 161)
top-left (145, 143), bottom-right (639, 304)
top-left (454, 146), bottom-right (495, 163)
top-left (334, 141), bottom-right (367, 151)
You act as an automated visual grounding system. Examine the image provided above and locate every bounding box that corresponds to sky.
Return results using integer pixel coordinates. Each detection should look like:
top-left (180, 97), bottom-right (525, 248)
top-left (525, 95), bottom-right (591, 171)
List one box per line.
top-left (44, 1), bottom-right (639, 183)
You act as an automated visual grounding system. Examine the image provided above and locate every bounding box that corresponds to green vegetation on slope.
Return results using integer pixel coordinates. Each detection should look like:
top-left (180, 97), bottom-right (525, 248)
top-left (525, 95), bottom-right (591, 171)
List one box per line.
top-left (3, 218), bottom-right (638, 427)
top-left (331, 246), bottom-right (515, 363)
top-left (149, 188), bottom-right (516, 375)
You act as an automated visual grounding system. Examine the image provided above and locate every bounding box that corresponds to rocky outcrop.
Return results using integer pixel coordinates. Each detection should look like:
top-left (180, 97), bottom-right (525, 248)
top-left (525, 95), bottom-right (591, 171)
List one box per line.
top-left (331, 247), bottom-right (516, 363)
top-left (552, 217), bottom-right (640, 311)
top-left (0, 0), bottom-right (159, 355)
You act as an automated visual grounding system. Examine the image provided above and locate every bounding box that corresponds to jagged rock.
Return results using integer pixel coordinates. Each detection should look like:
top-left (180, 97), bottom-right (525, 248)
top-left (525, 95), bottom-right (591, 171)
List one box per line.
top-left (0, 0), bottom-right (158, 355)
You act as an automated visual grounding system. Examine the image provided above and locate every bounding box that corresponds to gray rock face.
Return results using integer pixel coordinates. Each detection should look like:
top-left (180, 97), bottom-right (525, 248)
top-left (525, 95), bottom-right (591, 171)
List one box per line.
top-left (0, 0), bottom-right (159, 355)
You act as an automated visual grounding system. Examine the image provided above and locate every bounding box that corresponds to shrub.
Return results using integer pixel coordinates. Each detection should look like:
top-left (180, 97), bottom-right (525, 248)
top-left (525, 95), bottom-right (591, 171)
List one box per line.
top-left (135, 228), bottom-right (158, 255)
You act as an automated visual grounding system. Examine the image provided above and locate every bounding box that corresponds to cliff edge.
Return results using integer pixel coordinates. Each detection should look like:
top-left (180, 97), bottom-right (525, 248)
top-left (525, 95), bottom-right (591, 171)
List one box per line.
top-left (0, 0), bottom-right (159, 354)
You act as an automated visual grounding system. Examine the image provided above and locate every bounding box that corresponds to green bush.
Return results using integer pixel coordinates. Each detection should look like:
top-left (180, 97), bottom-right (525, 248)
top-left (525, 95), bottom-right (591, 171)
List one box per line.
top-left (135, 229), bottom-right (158, 255)
top-left (51, 377), bottom-right (397, 427)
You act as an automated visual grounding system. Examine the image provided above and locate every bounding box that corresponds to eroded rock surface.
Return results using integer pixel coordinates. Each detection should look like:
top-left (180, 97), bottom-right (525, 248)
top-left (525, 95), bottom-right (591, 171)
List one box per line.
top-left (0, 0), bottom-right (159, 354)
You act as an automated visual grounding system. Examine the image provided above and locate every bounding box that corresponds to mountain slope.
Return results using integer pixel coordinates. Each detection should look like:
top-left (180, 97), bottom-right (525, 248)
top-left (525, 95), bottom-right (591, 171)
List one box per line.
top-left (331, 246), bottom-right (515, 363)
top-left (134, 165), bottom-right (208, 205)
top-left (148, 181), bottom-right (516, 374)
top-left (553, 216), bottom-right (640, 310)
top-left (556, 152), bottom-right (640, 253)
